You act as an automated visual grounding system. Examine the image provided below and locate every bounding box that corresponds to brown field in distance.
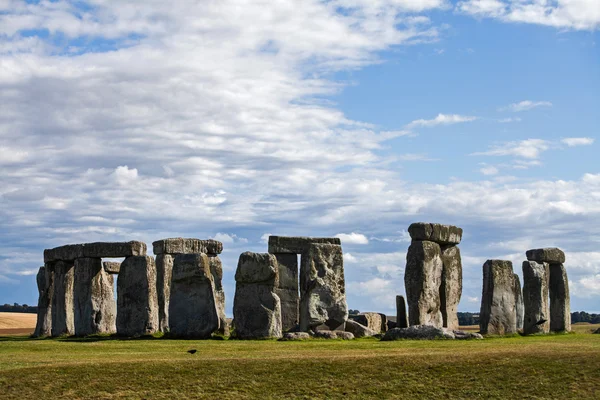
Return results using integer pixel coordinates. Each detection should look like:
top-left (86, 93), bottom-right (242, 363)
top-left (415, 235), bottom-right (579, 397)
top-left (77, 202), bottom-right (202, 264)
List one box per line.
top-left (0, 312), bottom-right (36, 335)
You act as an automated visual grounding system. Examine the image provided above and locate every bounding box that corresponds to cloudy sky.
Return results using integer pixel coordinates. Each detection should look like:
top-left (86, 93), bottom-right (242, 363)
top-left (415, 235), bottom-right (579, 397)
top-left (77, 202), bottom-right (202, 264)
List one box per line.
top-left (1, 0), bottom-right (599, 315)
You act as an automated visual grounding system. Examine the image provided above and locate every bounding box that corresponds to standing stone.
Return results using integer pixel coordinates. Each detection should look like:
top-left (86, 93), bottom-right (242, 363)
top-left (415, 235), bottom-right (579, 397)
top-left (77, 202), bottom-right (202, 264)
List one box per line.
top-left (440, 245), bottom-right (462, 330)
top-left (404, 240), bottom-right (443, 327)
top-left (169, 253), bottom-right (219, 338)
top-left (51, 260), bottom-right (75, 336)
top-left (155, 253), bottom-right (174, 332)
top-left (233, 252), bottom-right (282, 339)
top-left (33, 266), bottom-right (53, 337)
top-left (299, 243), bottom-right (348, 332)
top-left (549, 263), bottom-right (570, 332)
top-left (522, 261), bottom-right (550, 335)
top-left (273, 253), bottom-right (299, 331)
top-left (514, 274), bottom-right (524, 331)
top-left (73, 257), bottom-right (116, 336)
top-left (209, 256), bottom-right (228, 336)
top-left (117, 256), bottom-right (159, 337)
top-left (479, 260), bottom-right (517, 335)
top-left (396, 295), bottom-right (409, 328)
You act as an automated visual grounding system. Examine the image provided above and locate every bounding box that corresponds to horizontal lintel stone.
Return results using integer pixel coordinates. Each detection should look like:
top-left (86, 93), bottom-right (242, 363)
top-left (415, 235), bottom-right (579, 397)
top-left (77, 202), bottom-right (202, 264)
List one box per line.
top-left (526, 248), bottom-right (566, 264)
top-left (152, 238), bottom-right (223, 255)
top-left (44, 241), bottom-right (146, 263)
top-left (268, 236), bottom-right (341, 254)
top-left (408, 222), bottom-right (462, 245)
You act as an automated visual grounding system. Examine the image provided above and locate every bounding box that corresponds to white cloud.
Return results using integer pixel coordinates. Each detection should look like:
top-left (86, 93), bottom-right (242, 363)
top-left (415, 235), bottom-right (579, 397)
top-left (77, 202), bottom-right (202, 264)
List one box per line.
top-left (473, 139), bottom-right (550, 159)
top-left (336, 232), bottom-right (369, 244)
top-left (497, 117), bottom-right (521, 123)
top-left (561, 137), bottom-right (595, 147)
top-left (480, 164), bottom-right (499, 176)
top-left (457, 0), bottom-right (600, 30)
top-left (406, 113), bottom-right (478, 128)
top-left (212, 233), bottom-right (247, 244)
top-left (467, 296), bottom-right (479, 303)
top-left (500, 100), bottom-right (552, 112)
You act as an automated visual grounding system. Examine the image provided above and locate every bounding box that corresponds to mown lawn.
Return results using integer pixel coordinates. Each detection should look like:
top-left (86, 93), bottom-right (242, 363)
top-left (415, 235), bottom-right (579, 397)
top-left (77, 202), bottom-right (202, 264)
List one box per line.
top-left (0, 328), bottom-right (599, 399)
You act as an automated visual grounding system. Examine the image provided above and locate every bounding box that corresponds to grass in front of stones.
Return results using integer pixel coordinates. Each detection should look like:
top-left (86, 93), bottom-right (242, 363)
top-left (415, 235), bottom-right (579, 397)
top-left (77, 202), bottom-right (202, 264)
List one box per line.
top-left (0, 327), bottom-right (599, 399)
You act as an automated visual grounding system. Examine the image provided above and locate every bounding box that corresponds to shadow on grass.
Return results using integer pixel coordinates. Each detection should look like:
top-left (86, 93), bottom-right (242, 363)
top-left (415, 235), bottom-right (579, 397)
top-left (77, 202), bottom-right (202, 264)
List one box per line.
top-left (0, 332), bottom-right (231, 343)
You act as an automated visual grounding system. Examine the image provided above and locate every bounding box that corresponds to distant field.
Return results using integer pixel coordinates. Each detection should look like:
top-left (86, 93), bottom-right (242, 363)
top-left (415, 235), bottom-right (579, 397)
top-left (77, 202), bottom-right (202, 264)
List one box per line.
top-left (0, 328), bottom-right (599, 399)
top-left (0, 313), bottom-right (36, 335)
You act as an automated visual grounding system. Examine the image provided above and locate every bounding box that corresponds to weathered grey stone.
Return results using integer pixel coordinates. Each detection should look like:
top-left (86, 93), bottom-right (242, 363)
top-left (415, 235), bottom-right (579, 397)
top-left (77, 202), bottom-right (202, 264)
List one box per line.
top-left (522, 261), bottom-right (550, 335)
top-left (549, 263), bottom-right (570, 332)
top-left (33, 266), bottom-right (53, 337)
top-left (452, 330), bottom-right (484, 340)
top-left (73, 258), bottom-right (116, 336)
top-left (268, 236), bottom-right (341, 254)
top-left (514, 274), bottom-right (524, 331)
top-left (408, 223), bottom-right (463, 245)
top-left (152, 238), bottom-right (223, 255)
top-left (234, 252), bottom-right (282, 339)
top-left (440, 245), bottom-right (462, 330)
top-left (349, 312), bottom-right (386, 333)
top-left (345, 319), bottom-right (377, 338)
top-left (479, 260), bottom-right (517, 335)
top-left (273, 253), bottom-right (299, 331)
top-left (312, 330), bottom-right (353, 339)
top-left (299, 243), bottom-right (348, 332)
top-left (209, 256), bottom-right (228, 336)
top-left (44, 242), bottom-right (146, 263)
top-left (155, 253), bottom-right (174, 332)
top-left (169, 253), bottom-right (220, 338)
top-left (103, 262), bottom-right (121, 274)
top-left (51, 260), bottom-right (75, 336)
top-left (279, 332), bottom-right (311, 341)
top-left (117, 256), bottom-right (159, 337)
top-left (382, 325), bottom-right (455, 340)
top-left (404, 240), bottom-right (443, 327)
top-left (396, 295), bottom-right (408, 329)
top-left (387, 320), bottom-right (398, 330)
top-left (335, 331), bottom-right (354, 340)
top-left (526, 248), bottom-right (566, 264)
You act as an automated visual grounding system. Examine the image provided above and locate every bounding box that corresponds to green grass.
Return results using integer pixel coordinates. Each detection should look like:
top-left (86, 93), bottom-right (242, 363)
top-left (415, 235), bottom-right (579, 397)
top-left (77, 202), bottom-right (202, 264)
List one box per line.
top-left (1, 329), bottom-right (599, 399)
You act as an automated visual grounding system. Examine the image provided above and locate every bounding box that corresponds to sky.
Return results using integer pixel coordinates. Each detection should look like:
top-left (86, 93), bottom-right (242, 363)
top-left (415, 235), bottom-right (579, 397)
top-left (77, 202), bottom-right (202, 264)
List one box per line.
top-left (0, 0), bottom-right (599, 316)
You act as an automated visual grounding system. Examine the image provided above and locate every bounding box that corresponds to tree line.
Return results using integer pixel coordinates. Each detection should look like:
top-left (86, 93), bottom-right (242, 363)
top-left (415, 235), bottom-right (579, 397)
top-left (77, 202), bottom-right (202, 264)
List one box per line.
top-left (0, 303), bottom-right (38, 313)
top-left (457, 311), bottom-right (600, 325)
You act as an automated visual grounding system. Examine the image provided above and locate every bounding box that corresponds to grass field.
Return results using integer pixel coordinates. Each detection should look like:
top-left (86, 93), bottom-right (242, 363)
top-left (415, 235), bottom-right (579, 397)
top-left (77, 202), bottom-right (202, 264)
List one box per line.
top-left (1, 324), bottom-right (599, 399)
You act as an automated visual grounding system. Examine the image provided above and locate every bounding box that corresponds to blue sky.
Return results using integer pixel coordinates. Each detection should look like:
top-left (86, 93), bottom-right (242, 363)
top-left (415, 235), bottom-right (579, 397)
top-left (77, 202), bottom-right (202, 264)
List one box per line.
top-left (0, 0), bottom-right (599, 315)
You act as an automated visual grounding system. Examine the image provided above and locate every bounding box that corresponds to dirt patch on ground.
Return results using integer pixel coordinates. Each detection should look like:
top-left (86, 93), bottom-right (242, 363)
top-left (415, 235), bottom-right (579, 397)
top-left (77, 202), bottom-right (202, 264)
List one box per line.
top-left (0, 312), bottom-right (36, 330)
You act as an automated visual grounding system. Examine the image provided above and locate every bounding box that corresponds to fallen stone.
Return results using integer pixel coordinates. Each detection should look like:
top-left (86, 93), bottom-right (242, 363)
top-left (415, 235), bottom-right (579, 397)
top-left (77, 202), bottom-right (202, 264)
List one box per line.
top-left (452, 330), bottom-right (484, 340)
top-left (350, 312), bottom-right (386, 334)
top-left (51, 260), bottom-right (75, 336)
top-left (209, 256), bottom-right (228, 336)
top-left (479, 260), bottom-right (517, 335)
top-left (299, 243), bottom-right (348, 332)
top-left (103, 262), bottom-right (121, 274)
top-left (526, 248), bottom-right (566, 264)
top-left (514, 274), bottom-right (524, 331)
top-left (44, 242), bottom-right (146, 263)
top-left (549, 263), bottom-right (570, 332)
top-left (268, 236), bottom-right (341, 254)
top-left (382, 325), bottom-right (455, 340)
top-left (404, 240), bottom-right (443, 327)
top-left (117, 256), bottom-right (159, 337)
top-left (152, 238), bottom-right (223, 255)
top-left (522, 261), bottom-right (550, 335)
top-left (312, 330), bottom-right (337, 339)
top-left (169, 253), bottom-right (220, 338)
top-left (335, 331), bottom-right (354, 340)
top-left (279, 332), bottom-right (311, 341)
top-left (233, 252), bottom-right (282, 339)
top-left (408, 223), bottom-right (463, 245)
top-left (33, 266), bottom-right (53, 337)
top-left (73, 257), bottom-right (116, 336)
top-left (156, 254), bottom-right (174, 332)
top-left (396, 295), bottom-right (408, 329)
top-left (273, 253), bottom-right (299, 331)
top-left (345, 319), bottom-right (377, 338)
top-left (440, 245), bottom-right (462, 330)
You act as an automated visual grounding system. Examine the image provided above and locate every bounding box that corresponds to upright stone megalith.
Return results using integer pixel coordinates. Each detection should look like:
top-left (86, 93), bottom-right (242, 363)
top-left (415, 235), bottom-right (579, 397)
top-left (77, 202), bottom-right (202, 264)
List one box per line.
top-left (549, 263), bottom-right (570, 332)
top-left (51, 260), bottom-right (75, 336)
top-left (117, 256), bottom-right (159, 337)
top-left (209, 256), bottom-right (228, 336)
top-left (396, 295), bottom-right (408, 329)
top-left (233, 252), bottom-right (282, 339)
top-left (299, 243), bottom-right (348, 331)
top-left (514, 274), bottom-right (524, 331)
top-left (404, 223), bottom-right (463, 329)
top-left (479, 260), bottom-right (517, 335)
top-left (153, 238), bottom-right (224, 333)
top-left (73, 257), bottom-right (116, 336)
top-left (404, 240), bottom-right (443, 327)
top-left (33, 266), bottom-right (53, 337)
top-left (522, 260), bottom-right (550, 335)
top-left (273, 253), bottom-right (299, 331)
top-left (169, 253), bottom-right (220, 338)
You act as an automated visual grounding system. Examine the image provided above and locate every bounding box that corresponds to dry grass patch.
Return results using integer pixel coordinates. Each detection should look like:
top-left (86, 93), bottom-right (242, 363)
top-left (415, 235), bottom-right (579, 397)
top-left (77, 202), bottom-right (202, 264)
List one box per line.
top-left (0, 313), bottom-right (36, 335)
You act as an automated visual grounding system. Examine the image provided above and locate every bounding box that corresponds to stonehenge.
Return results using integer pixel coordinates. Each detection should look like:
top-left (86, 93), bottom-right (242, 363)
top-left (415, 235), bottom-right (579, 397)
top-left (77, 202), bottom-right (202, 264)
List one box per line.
top-left (33, 266), bottom-right (53, 337)
top-left (479, 260), bottom-right (517, 335)
top-left (404, 223), bottom-right (462, 329)
top-left (51, 260), bottom-right (75, 336)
